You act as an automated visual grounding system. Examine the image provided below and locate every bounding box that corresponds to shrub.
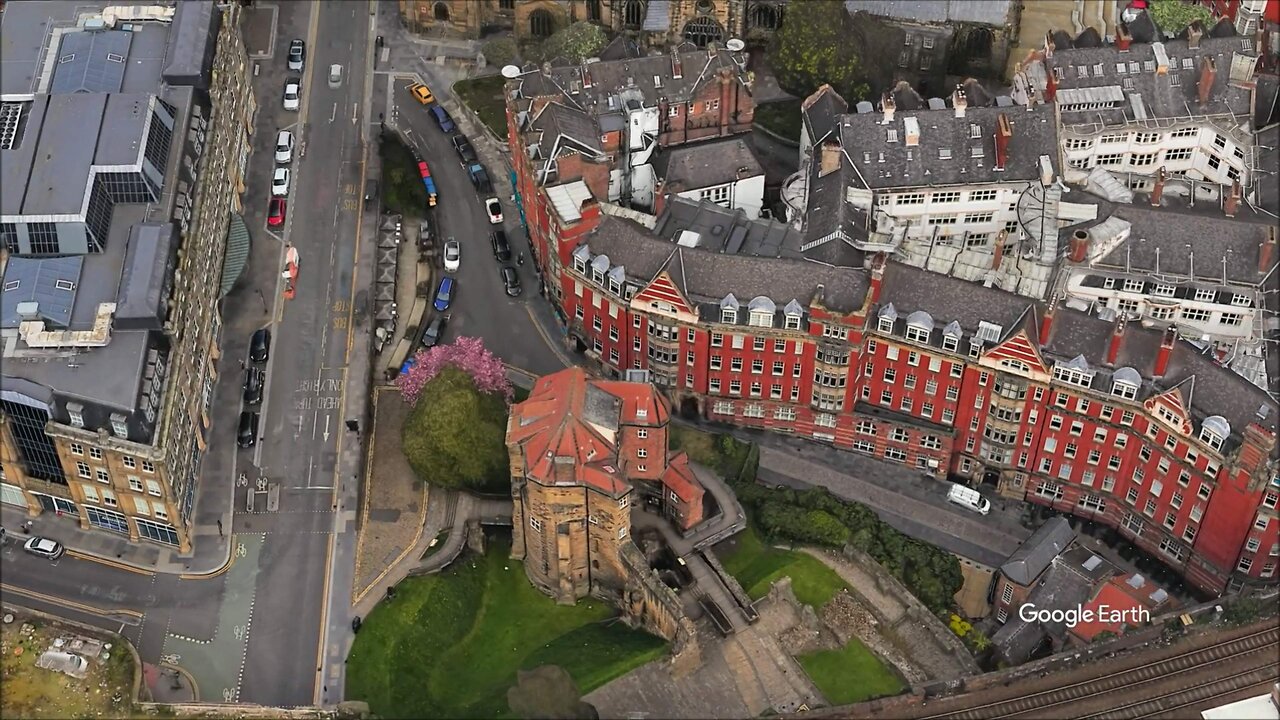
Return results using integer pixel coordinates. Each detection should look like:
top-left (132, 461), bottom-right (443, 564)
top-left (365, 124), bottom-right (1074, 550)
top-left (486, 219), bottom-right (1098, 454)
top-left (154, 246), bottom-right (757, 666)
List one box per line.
top-left (482, 37), bottom-right (518, 67)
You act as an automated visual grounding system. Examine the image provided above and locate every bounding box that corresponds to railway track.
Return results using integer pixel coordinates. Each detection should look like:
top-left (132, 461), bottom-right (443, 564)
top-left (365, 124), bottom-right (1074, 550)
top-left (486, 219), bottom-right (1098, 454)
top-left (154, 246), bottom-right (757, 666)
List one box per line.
top-left (923, 626), bottom-right (1279, 720)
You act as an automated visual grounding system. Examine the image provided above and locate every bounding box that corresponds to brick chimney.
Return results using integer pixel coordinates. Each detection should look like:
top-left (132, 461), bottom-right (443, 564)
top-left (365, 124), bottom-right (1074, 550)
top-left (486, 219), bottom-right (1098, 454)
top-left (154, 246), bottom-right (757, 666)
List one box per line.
top-left (881, 92), bottom-right (896, 124)
top-left (994, 113), bottom-right (1012, 171)
top-left (1116, 23), bottom-right (1132, 52)
top-left (952, 85), bottom-right (968, 118)
top-left (671, 47), bottom-right (682, 79)
top-left (868, 252), bottom-right (888, 304)
top-left (719, 68), bottom-right (732, 135)
top-left (1068, 229), bottom-right (1090, 262)
top-left (1153, 325), bottom-right (1177, 377)
top-left (1107, 316), bottom-right (1127, 366)
top-left (1225, 180), bottom-right (1242, 218)
top-left (992, 230), bottom-right (1007, 269)
top-left (1150, 166), bottom-right (1168, 206)
top-left (1044, 59), bottom-right (1058, 102)
top-left (1044, 30), bottom-right (1056, 57)
top-left (1198, 56), bottom-right (1216, 105)
top-left (1039, 296), bottom-right (1058, 347)
top-left (1187, 21), bottom-right (1204, 49)
top-left (581, 62), bottom-right (593, 89)
top-left (1260, 229), bottom-right (1277, 274)
top-left (819, 140), bottom-right (842, 177)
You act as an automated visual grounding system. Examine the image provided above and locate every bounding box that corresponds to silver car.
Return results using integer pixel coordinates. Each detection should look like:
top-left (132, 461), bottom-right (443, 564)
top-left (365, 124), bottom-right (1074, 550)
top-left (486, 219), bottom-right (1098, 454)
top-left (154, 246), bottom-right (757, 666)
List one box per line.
top-left (23, 536), bottom-right (64, 560)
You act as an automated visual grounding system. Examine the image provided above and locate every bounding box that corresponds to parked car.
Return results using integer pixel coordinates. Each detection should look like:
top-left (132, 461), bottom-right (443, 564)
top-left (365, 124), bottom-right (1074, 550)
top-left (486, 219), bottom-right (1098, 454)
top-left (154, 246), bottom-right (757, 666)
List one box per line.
top-left (429, 104), bottom-right (456, 133)
top-left (451, 135), bottom-right (477, 164)
top-left (484, 197), bottom-right (503, 225)
top-left (274, 130), bottom-right (294, 163)
top-left (283, 80), bottom-right (300, 111)
top-left (327, 64), bottom-right (343, 89)
top-left (466, 163), bottom-right (492, 193)
top-left (946, 484), bottom-right (991, 515)
top-left (243, 367), bottom-right (265, 405)
top-left (408, 82), bottom-right (434, 105)
top-left (237, 411), bottom-right (260, 448)
top-left (267, 196), bottom-right (286, 227)
top-left (23, 536), bottom-right (64, 560)
top-left (489, 230), bottom-right (512, 262)
top-left (422, 314), bottom-right (448, 348)
top-left (443, 238), bottom-right (460, 272)
top-left (272, 168), bottom-right (290, 196)
top-left (433, 276), bottom-right (455, 312)
top-left (500, 266), bottom-right (522, 297)
top-left (287, 39), bottom-right (305, 71)
top-left (249, 328), bottom-right (271, 362)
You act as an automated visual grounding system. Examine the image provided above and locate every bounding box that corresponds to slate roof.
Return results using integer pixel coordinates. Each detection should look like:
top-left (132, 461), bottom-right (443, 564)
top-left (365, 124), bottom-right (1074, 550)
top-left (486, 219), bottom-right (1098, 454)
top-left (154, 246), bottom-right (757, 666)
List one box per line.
top-left (652, 136), bottom-right (763, 190)
top-left (1001, 517), bottom-right (1075, 586)
top-left (838, 102), bottom-right (1059, 189)
top-left (802, 84), bottom-right (849, 146)
top-left (1047, 34), bottom-right (1255, 124)
top-left (994, 558), bottom-right (1096, 664)
top-left (532, 101), bottom-right (603, 154)
top-left (803, 150), bottom-right (871, 250)
top-left (0, 255), bottom-right (84, 329)
top-left (653, 196), bottom-right (801, 258)
top-left (48, 30), bottom-right (132, 95)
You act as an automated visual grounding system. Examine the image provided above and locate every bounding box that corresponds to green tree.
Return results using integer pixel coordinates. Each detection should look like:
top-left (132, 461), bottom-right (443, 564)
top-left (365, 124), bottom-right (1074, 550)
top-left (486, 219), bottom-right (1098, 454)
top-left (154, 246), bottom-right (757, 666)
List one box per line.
top-left (540, 21), bottom-right (606, 63)
top-left (1147, 0), bottom-right (1213, 36)
top-left (401, 366), bottom-right (509, 491)
top-left (768, 0), bottom-right (868, 103)
top-left (482, 38), bottom-right (519, 67)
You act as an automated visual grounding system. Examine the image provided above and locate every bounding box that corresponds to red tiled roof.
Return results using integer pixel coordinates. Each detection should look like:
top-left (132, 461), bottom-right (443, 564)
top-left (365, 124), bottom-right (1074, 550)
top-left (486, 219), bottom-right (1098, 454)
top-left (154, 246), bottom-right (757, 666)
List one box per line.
top-left (595, 380), bottom-right (669, 426)
top-left (660, 452), bottom-right (703, 504)
top-left (1069, 577), bottom-right (1154, 642)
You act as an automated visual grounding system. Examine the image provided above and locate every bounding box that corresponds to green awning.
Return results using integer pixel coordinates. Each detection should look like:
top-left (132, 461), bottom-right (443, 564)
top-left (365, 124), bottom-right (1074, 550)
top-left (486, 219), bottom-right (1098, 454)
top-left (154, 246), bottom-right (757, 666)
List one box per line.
top-left (220, 212), bottom-right (251, 298)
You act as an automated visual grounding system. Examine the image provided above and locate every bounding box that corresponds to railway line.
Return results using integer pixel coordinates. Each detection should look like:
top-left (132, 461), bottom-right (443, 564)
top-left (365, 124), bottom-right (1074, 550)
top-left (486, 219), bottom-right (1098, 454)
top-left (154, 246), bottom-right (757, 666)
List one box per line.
top-left (922, 625), bottom-right (1278, 719)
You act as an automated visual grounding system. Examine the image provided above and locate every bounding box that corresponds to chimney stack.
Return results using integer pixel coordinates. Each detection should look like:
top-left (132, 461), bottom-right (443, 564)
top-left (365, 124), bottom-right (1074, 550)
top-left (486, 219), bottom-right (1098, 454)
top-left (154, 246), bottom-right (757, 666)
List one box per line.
top-left (1044, 59), bottom-right (1058, 102)
top-left (541, 61), bottom-right (552, 77)
top-left (819, 140), bottom-right (842, 177)
top-left (1069, 229), bottom-right (1091, 262)
top-left (953, 86), bottom-right (968, 118)
top-left (1150, 166), bottom-right (1168, 207)
top-left (1187, 21), bottom-right (1204, 49)
top-left (1198, 56), bottom-right (1216, 105)
top-left (1153, 325), bottom-right (1177, 377)
top-left (671, 47), bottom-right (682, 79)
top-left (1225, 180), bottom-right (1242, 218)
top-left (881, 92), bottom-right (896, 125)
top-left (1039, 296), bottom-right (1058, 347)
top-left (1106, 316), bottom-right (1127, 366)
top-left (868, 253), bottom-right (888, 304)
top-left (995, 113), bottom-right (1012, 171)
top-left (718, 68), bottom-right (732, 135)
top-left (1116, 23), bottom-right (1132, 52)
top-left (1043, 30), bottom-right (1056, 58)
top-left (992, 230), bottom-right (1008, 270)
top-left (1260, 229), bottom-right (1277, 274)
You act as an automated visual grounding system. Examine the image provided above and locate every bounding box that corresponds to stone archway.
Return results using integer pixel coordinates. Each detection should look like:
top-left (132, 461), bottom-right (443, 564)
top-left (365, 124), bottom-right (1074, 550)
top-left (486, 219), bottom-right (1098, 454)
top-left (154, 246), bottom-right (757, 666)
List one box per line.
top-left (529, 8), bottom-right (556, 38)
top-left (623, 0), bottom-right (645, 28)
top-left (433, 1), bottom-right (449, 22)
top-left (679, 396), bottom-right (701, 419)
top-left (683, 16), bottom-right (723, 47)
top-left (748, 2), bottom-right (783, 30)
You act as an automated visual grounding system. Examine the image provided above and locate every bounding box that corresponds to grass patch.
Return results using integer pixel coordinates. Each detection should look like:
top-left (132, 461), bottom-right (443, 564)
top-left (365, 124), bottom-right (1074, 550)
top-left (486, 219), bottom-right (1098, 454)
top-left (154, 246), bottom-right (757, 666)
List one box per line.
top-left (380, 132), bottom-right (426, 217)
top-left (420, 530), bottom-right (451, 561)
top-left (346, 533), bottom-right (667, 719)
top-left (798, 638), bottom-right (905, 705)
top-left (753, 99), bottom-right (803, 143)
top-left (717, 523), bottom-right (849, 609)
top-left (454, 75), bottom-right (509, 139)
top-left (668, 424), bottom-right (721, 468)
top-left (1, 618), bottom-right (136, 719)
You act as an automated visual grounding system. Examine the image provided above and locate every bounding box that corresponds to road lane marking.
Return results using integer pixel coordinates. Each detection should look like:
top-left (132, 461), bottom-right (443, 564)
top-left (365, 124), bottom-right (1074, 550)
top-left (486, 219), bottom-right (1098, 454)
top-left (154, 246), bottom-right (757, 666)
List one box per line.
top-left (66, 550), bottom-right (156, 576)
top-left (1, 584), bottom-right (144, 622)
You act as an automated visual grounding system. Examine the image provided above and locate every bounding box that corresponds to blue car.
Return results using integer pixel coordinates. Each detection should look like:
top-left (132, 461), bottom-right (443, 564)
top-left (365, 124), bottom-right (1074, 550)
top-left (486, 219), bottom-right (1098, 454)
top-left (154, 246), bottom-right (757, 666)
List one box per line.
top-left (434, 276), bottom-right (455, 312)
top-left (430, 105), bottom-right (456, 133)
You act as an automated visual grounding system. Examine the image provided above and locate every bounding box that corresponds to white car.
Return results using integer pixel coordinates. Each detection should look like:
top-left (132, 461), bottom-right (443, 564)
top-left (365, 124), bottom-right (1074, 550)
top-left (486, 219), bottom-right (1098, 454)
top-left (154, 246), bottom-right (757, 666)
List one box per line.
top-left (274, 130), bottom-right (294, 164)
top-left (283, 80), bottom-right (300, 111)
top-left (484, 197), bottom-right (503, 225)
top-left (23, 536), bottom-right (64, 560)
top-left (272, 168), bottom-right (290, 196)
top-left (443, 238), bottom-right (461, 272)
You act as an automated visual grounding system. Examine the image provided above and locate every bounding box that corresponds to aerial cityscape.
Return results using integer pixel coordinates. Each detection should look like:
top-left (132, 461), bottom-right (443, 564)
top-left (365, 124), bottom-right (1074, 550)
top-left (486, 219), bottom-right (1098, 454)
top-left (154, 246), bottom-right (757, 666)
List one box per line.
top-left (0, 0), bottom-right (1277, 718)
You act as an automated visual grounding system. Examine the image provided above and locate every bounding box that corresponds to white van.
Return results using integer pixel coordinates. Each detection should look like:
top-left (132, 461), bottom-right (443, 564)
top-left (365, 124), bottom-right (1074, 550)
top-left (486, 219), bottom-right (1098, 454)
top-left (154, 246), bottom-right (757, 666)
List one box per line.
top-left (947, 484), bottom-right (991, 515)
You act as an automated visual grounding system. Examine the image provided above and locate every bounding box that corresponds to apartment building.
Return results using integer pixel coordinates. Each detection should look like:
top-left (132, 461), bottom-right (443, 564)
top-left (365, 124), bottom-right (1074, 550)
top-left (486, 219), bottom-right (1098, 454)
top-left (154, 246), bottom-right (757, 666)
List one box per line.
top-left (507, 367), bottom-right (706, 604)
top-left (652, 136), bottom-right (765, 219)
top-left (0, 0), bottom-right (254, 552)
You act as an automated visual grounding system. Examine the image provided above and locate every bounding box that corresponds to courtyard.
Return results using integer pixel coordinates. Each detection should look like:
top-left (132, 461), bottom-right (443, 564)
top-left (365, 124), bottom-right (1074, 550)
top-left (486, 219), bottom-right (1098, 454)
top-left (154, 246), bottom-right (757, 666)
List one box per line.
top-left (0, 612), bottom-right (137, 719)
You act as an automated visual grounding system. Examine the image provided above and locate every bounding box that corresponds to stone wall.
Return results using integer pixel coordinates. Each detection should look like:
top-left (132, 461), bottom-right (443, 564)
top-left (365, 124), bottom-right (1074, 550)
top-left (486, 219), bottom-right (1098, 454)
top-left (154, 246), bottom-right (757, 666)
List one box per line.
top-left (608, 543), bottom-right (701, 669)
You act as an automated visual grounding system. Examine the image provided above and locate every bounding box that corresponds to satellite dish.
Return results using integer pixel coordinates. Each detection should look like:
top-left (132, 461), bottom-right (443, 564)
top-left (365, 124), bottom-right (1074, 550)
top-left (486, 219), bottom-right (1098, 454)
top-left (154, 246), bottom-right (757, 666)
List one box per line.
top-left (725, 38), bottom-right (745, 52)
top-left (500, 65), bottom-right (521, 79)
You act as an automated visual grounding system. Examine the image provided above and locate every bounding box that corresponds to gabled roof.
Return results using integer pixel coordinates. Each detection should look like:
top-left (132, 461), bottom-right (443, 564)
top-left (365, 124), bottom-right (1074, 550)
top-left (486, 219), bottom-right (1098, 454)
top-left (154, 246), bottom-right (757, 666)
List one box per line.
top-left (653, 136), bottom-right (763, 191)
top-left (802, 84), bottom-right (848, 146)
top-left (1001, 517), bottom-right (1076, 586)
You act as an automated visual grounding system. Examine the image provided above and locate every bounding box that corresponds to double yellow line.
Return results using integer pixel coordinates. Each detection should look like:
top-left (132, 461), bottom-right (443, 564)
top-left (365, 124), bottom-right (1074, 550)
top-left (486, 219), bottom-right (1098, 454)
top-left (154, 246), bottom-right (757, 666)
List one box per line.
top-left (1, 584), bottom-right (144, 621)
top-left (66, 549), bottom-right (155, 577)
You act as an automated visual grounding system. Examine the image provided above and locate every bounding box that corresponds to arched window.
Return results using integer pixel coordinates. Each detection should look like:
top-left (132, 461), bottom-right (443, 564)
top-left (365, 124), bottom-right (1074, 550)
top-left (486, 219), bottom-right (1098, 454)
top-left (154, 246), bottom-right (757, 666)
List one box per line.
top-left (433, 2), bottom-right (450, 21)
top-left (683, 16), bottom-right (723, 47)
top-left (749, 2), bottom-right (782, 30)
top-left (529, 9), bottom-right (555, 38)
top-left (624, 0), bottom-right (645, 28)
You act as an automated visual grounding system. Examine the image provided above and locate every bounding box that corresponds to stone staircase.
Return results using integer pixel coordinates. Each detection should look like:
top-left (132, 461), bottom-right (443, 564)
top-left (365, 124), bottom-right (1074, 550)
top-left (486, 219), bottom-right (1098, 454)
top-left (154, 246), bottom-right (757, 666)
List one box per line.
top-left (1006, 0), bottom-right (1120, 78)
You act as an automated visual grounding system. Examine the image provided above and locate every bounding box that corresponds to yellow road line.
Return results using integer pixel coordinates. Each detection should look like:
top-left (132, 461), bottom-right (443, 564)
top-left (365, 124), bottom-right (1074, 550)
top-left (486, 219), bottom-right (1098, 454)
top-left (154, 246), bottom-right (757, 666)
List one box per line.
top-left (65, 550), bottom-right (156, 577)
top-left (179, 538), bottom-right (237, 580)
top-left (0, 584), bottom-right (144, 619)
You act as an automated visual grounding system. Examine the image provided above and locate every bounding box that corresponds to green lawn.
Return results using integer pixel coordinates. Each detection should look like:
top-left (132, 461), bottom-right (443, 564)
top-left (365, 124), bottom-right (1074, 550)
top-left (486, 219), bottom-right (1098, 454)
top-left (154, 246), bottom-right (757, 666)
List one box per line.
top-left (717, 524), bottom-right (850, 609)
top-left (753, 98), bottom-right (803, 143)
top-left (454, 75), bottom-right (509, 139)
top-left (346, 535), bottom-right (667, 719)
top-left (668, 424), bottom-right (722, 469)
top-left (798, 638), bottom-right (906, 705)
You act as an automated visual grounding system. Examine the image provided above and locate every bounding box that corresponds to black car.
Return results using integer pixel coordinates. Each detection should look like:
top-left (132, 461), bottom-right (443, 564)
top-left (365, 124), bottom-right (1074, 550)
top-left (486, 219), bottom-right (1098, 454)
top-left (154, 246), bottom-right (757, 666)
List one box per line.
top-left (500, 266), bottom-right (522, 297)
top-left (243, 367), bottom-right (264, 405)
top-left (287, 39), bottom-right (305, 71)
top-left (237, 411), bottom-right (260, 448)
top-left (422, 314), bottom-right (448, 348)
top-left (451, 135), bottom-right (477, 164)
top-left (249, 328), bottom-right (271, 362)
top-left (490, 230), bottom-right (512, 263)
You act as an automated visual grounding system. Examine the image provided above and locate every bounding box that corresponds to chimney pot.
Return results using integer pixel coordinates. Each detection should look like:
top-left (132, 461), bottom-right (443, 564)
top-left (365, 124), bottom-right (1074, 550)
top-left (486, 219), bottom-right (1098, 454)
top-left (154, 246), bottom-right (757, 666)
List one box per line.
top-left (1069, 229), bottom-right (1091, 262)
top-left (953, 86), bottom-right (968, 118)
top-left (1187, 21), bottom-right (1204, 49)
top-left (995, 113), bottom-right (1012, 171)
top-left (992, 230), bottom-right (1008, 270)
top-left (1116, 23), bottom-right (1132, 51)
top-left (881, 93), bottom-right (896, 124)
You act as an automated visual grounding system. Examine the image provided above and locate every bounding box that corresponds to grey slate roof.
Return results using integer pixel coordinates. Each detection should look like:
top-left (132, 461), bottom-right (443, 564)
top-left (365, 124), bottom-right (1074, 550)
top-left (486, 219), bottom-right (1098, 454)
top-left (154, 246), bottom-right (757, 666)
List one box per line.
top-left (839, 103), bottom-right (1059, 189)
top-left (652, 136), bottom-right (763, 190)
top-left (1047, 34), bottom-right (1255, 124)
top-left (1001, 517), bottom-right (1076, 586)
top-left (802, 85), bottom-right (848, 146)
top-left (803, 151), bottom-right (870, 249)
top-left (534, 101), bottom-right (603, 154)
top-left (115, 223), bottom-right (174, 328)
top-left (845, 0), bottom-right (1014, 25)
top-left (49, 30), bottom-right (132, 95)
top-left (0, 255), bottom-right (84, 329)
top-left (653, 196), bottom-right (802, 259)
top-left (994, 558), bottom-right (1096, 664)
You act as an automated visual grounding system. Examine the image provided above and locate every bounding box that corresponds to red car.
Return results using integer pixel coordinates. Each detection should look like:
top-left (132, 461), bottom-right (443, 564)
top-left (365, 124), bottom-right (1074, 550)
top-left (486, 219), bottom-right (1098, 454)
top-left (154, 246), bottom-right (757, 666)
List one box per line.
top-left (268, 196), bottom-right (286, 227)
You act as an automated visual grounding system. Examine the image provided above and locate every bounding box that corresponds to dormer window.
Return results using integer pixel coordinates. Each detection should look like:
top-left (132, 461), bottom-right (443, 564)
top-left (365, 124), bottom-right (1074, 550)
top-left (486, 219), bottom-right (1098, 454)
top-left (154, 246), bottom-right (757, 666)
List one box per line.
top-left (878, 315), bottom-right (894, 333)
top-left (747, 297), bottom-right (775, 328)
top-left (1111, 379), bottom-right (1138, 399)
top-left (67, 403), bottom-right (84, 428)
top-left (572, 246), bottom-right (589, 273)
top-left (1199, 416), bottom-right (1230, 450)
top-left (608, 277), bottom-right (621, 295)
top-left (905, 311), bottom-right (933, 344)
top-left (721, 307), bottom-right (737, 324)
top-left (1200, 427), bottom-right (1224, 450)
top-left (784, 315), bottom-right (801, 330)
top-left (1053, 358), bottom-right (1095, 388)
top-left (110, 413), bottom-right (129, 438)
top-left (592, 267), bottom-right (605, 284)
top-left (942, 334), bottom-right (959, 352)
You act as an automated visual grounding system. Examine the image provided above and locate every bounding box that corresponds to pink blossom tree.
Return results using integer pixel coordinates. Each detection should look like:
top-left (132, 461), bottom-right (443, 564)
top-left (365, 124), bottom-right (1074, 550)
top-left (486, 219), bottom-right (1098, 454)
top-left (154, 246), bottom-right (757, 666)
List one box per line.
top-left (396, 335), bottom-right (512, 405)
